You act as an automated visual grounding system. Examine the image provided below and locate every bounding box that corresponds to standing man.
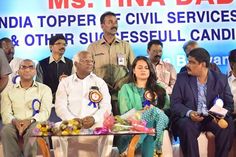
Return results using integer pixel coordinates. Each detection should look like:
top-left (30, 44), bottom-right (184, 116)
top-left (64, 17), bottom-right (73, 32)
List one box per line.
top-left (171, 48), bottom-right (234, 157)
top-left (0, 48), bottom-right (11, 93)
top-left (0, 37), bottom-right (23, 85)
top-left (55, 51), bottom-right (112, 157)
top-left (180, 40), bottom-right (221, 73)
top-left (87, 11), bottom-right (135, 115)
top-left (147, 40), bottom-right (176, 95)
top-left (36, 34), bottom-right (73, 103)
top-left (1, 59), bottom-right (52, 157)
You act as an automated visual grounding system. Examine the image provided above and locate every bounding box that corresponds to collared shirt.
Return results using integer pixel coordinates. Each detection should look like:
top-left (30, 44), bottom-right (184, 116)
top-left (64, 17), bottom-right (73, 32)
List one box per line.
top-left (186, 80), bottom-right (208, 117)
top-left (0, 49), bottom-right (11, 78)
top-left (49, 55), bottom-right (66, 64)
top-left (1, 81), bottom-right (52, 124)
top-left (36, 55), bottom-right (73, 100)
top-left (228, 74), bottom-right (236, 112)
top-left (36, 55), bottom-right (66, 83)
top-left (87, 37), bottom-right (135, 88)
top-left (55, 73), bottom-right (112, 126)
top-left (154, 60), bottom-right (176, 95)
top-left (197, 80), bottom-right (208, 115)
top-left (6, 57), bottom-right (23, 86)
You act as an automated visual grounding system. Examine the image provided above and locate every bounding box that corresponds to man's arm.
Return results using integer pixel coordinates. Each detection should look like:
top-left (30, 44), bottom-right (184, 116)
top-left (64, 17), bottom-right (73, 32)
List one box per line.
top-left (170, 74), bottom-right (193, 117)
top-left (1, 90), bottom-right (15, 124)
top-left (32, 85), bottom-right (53, 122)
top-left (35, 63), bottom-right (43, 83)
top-left (127, 43), bottom-right (135, 70)
top-left (0, 50), bottom-right (11, 92)
top-left (55, 79), bottom-right (76, 120)
top-left (0, 76), bottom-right (9, 93)
top-left (222, 76), bottom-right (234, 113)
top-left (168, 64), bottom-right (177, 94)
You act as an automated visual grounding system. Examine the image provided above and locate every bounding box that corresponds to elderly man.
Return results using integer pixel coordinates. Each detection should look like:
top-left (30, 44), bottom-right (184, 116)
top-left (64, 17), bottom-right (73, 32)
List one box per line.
top-left (55, 51), bottom-right (112, 157)
top-left (87, 11), bottom-right (135, 115)
top-left (1, 59), bottom-right (52, 157)
top-left (171, 48), bottom-right (234, 157)
top-left (147, 40), bottom-right (176, 95)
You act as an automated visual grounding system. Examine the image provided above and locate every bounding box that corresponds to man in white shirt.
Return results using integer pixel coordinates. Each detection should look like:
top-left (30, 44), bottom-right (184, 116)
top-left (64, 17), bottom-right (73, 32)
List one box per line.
top-left (228, 49), bottom-right (236, 114)
top-left (0, 37), bottom-right (23, 86)
top-left (55, 51), bottom-right (112, 157)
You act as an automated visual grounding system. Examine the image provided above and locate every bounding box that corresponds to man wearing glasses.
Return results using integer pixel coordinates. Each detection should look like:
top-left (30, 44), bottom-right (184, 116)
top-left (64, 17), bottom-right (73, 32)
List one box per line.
top-left (36, 34), bottom-right (73, 103)
top-left (1, 59), bottom-right (52, 157)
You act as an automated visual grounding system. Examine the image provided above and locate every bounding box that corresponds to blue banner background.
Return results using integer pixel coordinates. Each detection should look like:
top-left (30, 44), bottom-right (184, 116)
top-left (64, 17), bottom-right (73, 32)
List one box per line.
top-left (1, 0), bottom-right (236, 73)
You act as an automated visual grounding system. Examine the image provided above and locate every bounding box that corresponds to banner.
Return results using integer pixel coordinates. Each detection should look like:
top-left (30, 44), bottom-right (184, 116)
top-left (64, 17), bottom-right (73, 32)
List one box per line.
top-left (1, 0), bottom-right (236, 73)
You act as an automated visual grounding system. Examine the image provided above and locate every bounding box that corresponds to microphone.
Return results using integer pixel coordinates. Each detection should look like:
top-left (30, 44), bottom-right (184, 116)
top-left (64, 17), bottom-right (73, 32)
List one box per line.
top-left (208, 112), bottom-right (228, 129)
top-left (208, 96), bottom-right (228, 129)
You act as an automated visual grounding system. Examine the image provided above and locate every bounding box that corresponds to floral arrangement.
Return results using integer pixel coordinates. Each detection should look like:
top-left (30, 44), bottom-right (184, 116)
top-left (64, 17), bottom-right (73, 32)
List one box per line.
top-left (33, 113), bottom-right (154, 136)
top-left (33, 119), bottom-right (83, 136)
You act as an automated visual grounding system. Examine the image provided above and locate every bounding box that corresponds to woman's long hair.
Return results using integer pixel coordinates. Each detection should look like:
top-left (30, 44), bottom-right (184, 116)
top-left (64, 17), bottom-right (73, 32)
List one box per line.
top-left (128, 56), bottom-right (166, 109)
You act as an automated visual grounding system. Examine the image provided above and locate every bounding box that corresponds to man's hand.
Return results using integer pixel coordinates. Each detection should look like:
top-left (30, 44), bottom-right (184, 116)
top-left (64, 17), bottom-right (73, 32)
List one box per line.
top-left (12, 119), bottom-right (31, 136)
top-left (59, 73), bottom-right (68, 81)
top-left (189, 111), bottom-right (204, 122)
top-left (82, 116), bottom-right (95, 129)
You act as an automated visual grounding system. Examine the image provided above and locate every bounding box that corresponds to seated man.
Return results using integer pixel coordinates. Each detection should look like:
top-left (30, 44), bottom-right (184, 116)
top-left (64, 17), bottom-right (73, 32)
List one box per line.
top-left (180, 40), bottom-right (221, 73)
top-left (55, 51), bottom-right (113, 157)
top-left (171, 48), bottom-right (234, 157)
top-left (1, 59), bottom-right (52, 157)
top-left (228, 49), bottom-right (236, 134)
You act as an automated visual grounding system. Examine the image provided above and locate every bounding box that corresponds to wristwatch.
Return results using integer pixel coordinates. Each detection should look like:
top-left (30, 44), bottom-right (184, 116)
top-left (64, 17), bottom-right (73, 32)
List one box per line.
top-left (31, 118), bottom-right (36, 123)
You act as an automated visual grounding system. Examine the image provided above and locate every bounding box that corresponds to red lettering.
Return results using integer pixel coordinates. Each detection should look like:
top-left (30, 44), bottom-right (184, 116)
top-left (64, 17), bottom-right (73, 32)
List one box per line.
top-left (49, 0), bottom-right (69, 9)
top-left (127, 0), bottom-right (144, 6)
top-left (196, 0), bottom-right (214, 4)
top-left (71, 0), bottom-right (85, 8)
top-left (218, 0), bottom-right (233, 4)
top-left (119, 0), bottom-right (124, 6)
top-left (176, 0), bottom-right (191, 5)
top-left (105, 0), bottom-right (111, 7)
top-left (147, 0), bottom-right (165, 6)
top-left (48, 0), bottom-right (86, 9)
top-left (177, 0), bottom-right (233, 5)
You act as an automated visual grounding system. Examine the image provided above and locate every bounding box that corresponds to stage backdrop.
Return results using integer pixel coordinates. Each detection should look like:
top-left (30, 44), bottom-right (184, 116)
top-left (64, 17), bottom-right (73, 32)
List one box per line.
top-left (1, 0), bottom-right (236, 73)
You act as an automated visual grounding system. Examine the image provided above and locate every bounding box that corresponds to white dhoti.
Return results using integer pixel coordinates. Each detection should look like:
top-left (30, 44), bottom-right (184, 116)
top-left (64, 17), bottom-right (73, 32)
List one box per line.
top-left (52, 135), bottom-right (113, 157)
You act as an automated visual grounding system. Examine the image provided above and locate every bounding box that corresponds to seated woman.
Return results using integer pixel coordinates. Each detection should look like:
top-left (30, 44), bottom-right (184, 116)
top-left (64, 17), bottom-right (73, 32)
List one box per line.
top-left (117, 56), bottom-right (170, 157)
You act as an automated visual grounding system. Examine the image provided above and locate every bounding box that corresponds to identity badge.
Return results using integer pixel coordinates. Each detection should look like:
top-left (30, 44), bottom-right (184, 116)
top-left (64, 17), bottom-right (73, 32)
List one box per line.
top-left (117, 53), bottom-right (125, 66)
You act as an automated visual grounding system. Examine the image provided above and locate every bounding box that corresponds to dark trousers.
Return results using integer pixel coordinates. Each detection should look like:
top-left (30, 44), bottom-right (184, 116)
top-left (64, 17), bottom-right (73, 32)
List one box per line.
top-left (173, 116), bottom-right (234, 157)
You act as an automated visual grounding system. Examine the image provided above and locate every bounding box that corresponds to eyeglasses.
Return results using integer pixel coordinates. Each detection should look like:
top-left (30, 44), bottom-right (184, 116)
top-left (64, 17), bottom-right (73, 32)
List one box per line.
top-left (54, 42), bottom-right (67, 47)
top-left (19, 65), bottom-right (35, 70)
top-left (79, 59), bottom-right (94, 64)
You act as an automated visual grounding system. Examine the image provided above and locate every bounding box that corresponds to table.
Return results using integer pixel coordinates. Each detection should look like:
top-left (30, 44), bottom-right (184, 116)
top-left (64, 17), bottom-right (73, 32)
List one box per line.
top-left (33, 131), bottom-right (153, 157)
